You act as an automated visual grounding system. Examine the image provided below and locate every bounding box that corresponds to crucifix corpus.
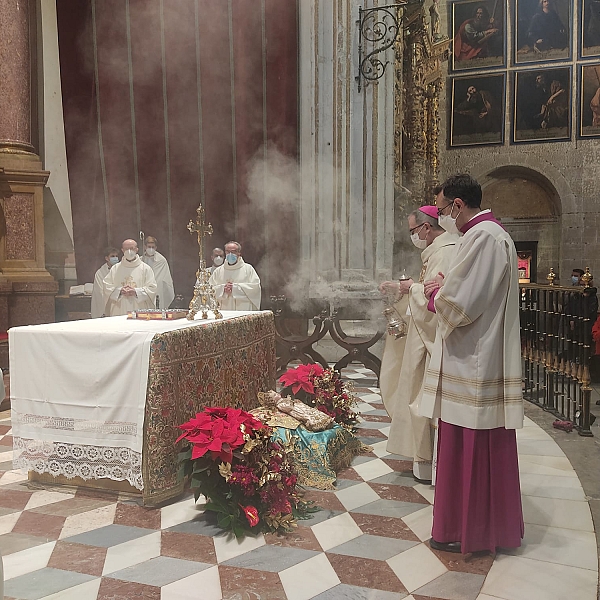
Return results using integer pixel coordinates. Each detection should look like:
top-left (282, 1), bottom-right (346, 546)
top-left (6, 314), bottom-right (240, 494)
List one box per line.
top-left (186, 204), bottom-right (223, 320)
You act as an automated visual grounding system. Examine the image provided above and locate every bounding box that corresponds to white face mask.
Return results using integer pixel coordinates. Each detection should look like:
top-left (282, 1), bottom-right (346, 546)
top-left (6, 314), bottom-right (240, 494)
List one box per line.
top-left (213, 256), bottom-right (224, 266)
top-left (146, 247), bottom-right (156, 257)
top-left (124, 249), bottom-right (137, 260)
top-left (438, 202), bottom-right (461, 235)
top-left (411, 232), bottom-right (428, 249)
top-left (410, 224), bottom-right (428, 249)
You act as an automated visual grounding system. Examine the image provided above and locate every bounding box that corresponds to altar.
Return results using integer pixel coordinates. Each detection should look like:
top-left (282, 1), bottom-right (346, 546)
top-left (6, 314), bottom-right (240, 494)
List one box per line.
top-left (9, 311), bottom-right (276, 505)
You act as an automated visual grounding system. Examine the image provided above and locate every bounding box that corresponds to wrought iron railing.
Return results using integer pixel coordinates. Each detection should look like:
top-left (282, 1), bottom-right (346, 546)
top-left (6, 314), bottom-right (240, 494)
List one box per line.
top-left (520, 282), bottom-right (598, 436)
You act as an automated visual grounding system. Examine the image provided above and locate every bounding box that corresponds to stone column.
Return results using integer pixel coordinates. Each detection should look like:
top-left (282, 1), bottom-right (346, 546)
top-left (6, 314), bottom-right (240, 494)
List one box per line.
top-left (0, 0), bottom-right (57, 338)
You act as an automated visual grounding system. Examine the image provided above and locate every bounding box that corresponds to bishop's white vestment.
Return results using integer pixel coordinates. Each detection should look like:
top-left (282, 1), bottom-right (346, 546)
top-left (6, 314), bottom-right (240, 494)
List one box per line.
top-left (209, 258), bottom-right (261, 311)
top-left (142, 251), bottom-right (175, 309)
top-left (420, 216), bottom-right (523, 429)
top-left (91, 263), bottom-right (110, 318)
top-left (382, 232), bottom-right (458, 469)
top-left (103, 256), bottom-right (157, 316)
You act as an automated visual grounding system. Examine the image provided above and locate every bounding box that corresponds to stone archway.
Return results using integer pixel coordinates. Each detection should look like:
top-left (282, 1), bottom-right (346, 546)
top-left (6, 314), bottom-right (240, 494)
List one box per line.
top-left (475, 165), bottom-right (563, 283)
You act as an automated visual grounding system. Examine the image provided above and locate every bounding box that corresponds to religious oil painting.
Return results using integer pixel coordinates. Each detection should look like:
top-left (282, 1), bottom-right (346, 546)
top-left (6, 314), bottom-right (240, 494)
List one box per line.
top-left (579, 64), bottom-right (600, 137)
top-left (515, 0), bottom-right (572, 64)
top-left (513, 68), bottom-right (571, 143)
top-left (581, 0), bottom-right (600, 58)
top-left (451, 0), bottom-right (506, 72)
top-left (449, 73), bottom-right (506, 147)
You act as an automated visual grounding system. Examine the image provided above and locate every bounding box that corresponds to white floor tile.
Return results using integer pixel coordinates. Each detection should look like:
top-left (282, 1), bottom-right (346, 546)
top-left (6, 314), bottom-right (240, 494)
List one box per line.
top-left (518, 455), bottom-right (577, 478)
top-left (522, 495), bottom-right (594, 532)
top-left (0, 471), bottom-right (28, 485)
top-left (370, 440), bottom-right (390, 457)
top-left (59, 503), bottom-right (117, 540)
top-left (311, 512), bottom-right (363, 552)
top-left (102, 530), bottom-right (161, 575)
top-left (160, 495), bottom-right (205, 529)
top-left (401, 505), bottom-right (433, 542)
top-left (413, 483), bottom-right (435, 505)
top-left (213, 531), bottom-right (265, 563)
top-left (387, 542), bottom-right (447, 593)
top-left (0, 450), bottom-right (13, 462)
top-left (352, 459), bottom-right (393, 481)
top-left (481, 554), bottom-right (598, 600)
top-left (39, 578), bottom-right (101, 600)
top-left (355, 402), bottom-right (376, 413)
top-left (0, 510), bottom-right (21, 536)
top-left (505, 523), bottom-right (598, 571)
top-left (335, 481), bottom-right (380, 511)
top-left (161, 565), bottom-right (222, 600)
top-left (517, 439), bottom-right (566, 457)
top-left (379, 426), bottom-right (391, 436)
top-left (522, 416), bottom-right (536, 427)
top-left (515, 427), bottom-right (553, 441)
top-left (25, 490), bottom-right (75, 511)
top-left (3, 541), bottom-right (56, 580)
top-left (520, 473), bottom-right (586, 501)
top-left (279, 552), bottom-right (340, 600)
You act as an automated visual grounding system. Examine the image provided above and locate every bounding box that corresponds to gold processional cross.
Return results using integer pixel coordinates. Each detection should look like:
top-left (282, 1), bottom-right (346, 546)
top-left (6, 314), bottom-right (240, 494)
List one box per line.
top-left (186, 205), bottom-right (222, 320)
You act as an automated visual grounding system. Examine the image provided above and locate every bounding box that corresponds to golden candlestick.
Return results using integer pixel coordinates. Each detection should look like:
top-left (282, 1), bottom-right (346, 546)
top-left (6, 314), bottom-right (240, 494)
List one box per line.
top-left (546, 267), bottom-right (556, 286)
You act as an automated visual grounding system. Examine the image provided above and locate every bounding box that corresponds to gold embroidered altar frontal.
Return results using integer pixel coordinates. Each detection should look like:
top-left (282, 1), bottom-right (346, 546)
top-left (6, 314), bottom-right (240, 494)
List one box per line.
top-left (142, 312), bottom-right (276, 505)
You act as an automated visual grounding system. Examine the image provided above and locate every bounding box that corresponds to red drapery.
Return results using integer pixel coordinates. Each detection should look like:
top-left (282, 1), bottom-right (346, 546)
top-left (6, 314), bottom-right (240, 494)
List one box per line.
top-left (56, 0), bottom-right (299, 300)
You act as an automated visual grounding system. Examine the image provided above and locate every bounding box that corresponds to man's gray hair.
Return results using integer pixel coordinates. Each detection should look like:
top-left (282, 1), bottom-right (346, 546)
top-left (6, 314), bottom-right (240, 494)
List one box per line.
top-left (225, 241), bottom-right (242, 252)
top-left (410, 209), bottom-right (443, 231)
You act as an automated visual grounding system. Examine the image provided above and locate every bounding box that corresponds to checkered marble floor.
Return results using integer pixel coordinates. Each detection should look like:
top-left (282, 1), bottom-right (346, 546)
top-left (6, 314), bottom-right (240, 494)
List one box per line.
top-left (0, 366), bottom-right (596, 600)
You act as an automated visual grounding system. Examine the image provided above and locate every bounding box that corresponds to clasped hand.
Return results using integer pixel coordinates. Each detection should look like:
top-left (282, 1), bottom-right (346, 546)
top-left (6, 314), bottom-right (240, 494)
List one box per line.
top-left (423, 272), bottom-right (445, 299)
top-left (121, 285), bottom-right (136, 297)
top-left (224, 282), bottom-right (234, 295)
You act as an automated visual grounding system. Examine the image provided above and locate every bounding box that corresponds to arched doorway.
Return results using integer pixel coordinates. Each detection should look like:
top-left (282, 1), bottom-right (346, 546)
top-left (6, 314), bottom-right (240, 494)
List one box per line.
top-left (480, 166), bottom-right (561, 284)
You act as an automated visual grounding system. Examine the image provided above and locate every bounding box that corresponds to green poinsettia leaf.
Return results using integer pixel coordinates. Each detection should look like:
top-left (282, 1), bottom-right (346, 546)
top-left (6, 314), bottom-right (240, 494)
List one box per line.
top-left (178, 448), bottom-right (193, 463)
top-left (192, 463), bottom-right (210, 474)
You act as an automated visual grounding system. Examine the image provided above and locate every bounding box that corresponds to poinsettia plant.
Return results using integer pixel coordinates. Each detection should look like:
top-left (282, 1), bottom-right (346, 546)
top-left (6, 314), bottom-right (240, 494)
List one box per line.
top-left (279, 364), bottom-right (359, 429)
top-left (177, 406), bottom-right (314, 538)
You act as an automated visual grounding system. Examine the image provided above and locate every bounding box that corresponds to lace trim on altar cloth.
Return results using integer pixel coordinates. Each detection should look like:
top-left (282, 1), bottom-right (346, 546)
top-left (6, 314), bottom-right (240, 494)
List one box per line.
top-left (12, 437), bottom-right (143, 490)
top-left (12, 412), bottom-right (138, 437)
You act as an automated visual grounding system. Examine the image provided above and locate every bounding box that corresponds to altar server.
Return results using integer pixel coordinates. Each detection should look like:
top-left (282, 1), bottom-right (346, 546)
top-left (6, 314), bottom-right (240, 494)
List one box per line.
top-left (422, 174), bottom-right (524, 554)
top-left (104, 239), bottom-right (157, 316)
top-left (380, 206), bottom-right (458, 483)
top-left (91, 247), bottom-right (119, 318)
top-left (209, 241), bottom-right (261, 310)
top-left (142, 236), bottom-right (174, 309)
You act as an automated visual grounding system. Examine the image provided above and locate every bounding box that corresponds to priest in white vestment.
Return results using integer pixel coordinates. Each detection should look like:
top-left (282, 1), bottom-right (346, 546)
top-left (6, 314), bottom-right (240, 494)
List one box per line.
top-left (91, 247), bottom-right (120, 318)
top-left (208, 247), bottom-right (225, 274)
top-left (142, 236), bottom-right (175, 309)
top-left (421, 174), bottom-right (524, 555)
top-left (208, 241), bottom-right (261, 310)
top-left (380, 206), bottom-right (458, 483)
top-left (104, 239), bottom-right (158, 316)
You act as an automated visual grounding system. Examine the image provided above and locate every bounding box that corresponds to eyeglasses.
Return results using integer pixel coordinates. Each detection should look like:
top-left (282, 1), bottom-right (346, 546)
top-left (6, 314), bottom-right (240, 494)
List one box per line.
top-left (436, 200), bottom-right (454, 217)
top-left (409, 223), bottom-right (426, 235)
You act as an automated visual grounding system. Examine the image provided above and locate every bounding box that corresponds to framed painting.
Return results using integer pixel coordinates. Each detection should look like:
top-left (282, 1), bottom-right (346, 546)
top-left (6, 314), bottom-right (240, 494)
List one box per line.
top-left (451, 0), bottom-right (506, 72)
top-left (449, 73), bottom-right (506, 147)
top-left (515, 0), bottom-right (572, 65)
top-left (581, 0), bottom-right (600, 58)
top-left (579, 63), bottom-right (600, 137)
top-left (513, 67), bottom-right (571, 143)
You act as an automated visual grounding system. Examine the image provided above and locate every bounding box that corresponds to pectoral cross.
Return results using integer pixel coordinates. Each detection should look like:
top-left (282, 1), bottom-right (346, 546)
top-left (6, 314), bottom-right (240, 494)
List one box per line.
top-left (187, 204), bottom-right (213, 269)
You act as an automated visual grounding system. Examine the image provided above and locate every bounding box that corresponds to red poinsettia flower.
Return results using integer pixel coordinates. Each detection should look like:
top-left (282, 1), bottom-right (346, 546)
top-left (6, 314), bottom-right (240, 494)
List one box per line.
top-left (177, 407), bottom-right (260, 463)
top-left (240, 504), bottom-right (260, 527)
top-left (279, 363), bottom-right (324, 395)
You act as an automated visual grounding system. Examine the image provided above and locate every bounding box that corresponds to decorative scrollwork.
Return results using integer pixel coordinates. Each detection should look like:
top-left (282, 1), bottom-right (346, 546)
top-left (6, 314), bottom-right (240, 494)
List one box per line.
top-left (356, 4), bottom-right (407, 92)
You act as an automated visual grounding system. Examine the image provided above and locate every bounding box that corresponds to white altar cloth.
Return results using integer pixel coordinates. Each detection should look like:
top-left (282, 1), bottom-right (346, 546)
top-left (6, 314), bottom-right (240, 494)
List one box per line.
top-left (10, 311), bottom-right (259, 489)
